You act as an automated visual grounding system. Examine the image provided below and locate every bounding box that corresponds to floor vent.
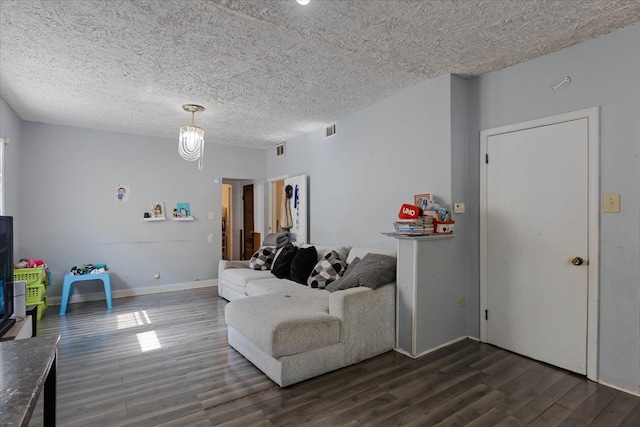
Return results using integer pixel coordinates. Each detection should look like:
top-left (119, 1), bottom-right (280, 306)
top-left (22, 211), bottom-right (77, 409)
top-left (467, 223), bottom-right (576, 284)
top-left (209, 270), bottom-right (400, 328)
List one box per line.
top-left (276, 142), bottom-right (285, 158)
top-left (323, 123), bottom-right (337, 139)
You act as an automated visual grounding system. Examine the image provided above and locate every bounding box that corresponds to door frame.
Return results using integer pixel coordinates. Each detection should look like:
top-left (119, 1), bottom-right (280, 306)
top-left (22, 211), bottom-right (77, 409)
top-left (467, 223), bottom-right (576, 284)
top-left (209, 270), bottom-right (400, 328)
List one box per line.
top-left (221, 183), bottom-right (233, 260)
top-left (479, 106), bottom-right (600, 381)
top-left (268, 174), bottom-right (288, 234)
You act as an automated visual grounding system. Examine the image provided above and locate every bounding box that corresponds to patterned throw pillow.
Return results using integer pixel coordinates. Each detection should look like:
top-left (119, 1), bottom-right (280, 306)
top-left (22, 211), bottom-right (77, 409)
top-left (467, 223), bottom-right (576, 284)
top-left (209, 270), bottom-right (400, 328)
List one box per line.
top-left (307, 250), bottom-right (347, 289)
top-left (249, 246), bottom-right (278, 270)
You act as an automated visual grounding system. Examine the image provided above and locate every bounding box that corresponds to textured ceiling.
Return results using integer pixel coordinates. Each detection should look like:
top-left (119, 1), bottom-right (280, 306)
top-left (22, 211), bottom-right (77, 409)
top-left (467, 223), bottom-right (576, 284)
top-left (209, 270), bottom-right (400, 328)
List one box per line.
top-left (1, 0), bottom-right (639, 147)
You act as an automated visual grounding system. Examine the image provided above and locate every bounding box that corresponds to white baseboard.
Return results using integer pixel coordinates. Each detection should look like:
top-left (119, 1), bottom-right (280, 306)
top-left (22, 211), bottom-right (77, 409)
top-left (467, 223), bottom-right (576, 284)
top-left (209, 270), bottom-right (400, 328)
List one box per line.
top-left (48, 279), bottom-right (218, 306)
top-left (393, 347), bottom-right (415, 358)
top-left (597, 379), bottom-right (640, 397)
top-left (394, 335), bottom-right (468, 359)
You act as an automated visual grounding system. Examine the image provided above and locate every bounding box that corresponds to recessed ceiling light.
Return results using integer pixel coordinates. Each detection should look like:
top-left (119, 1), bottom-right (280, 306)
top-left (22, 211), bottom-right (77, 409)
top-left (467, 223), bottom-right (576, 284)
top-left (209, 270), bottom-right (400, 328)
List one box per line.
top-left (296, 0), bottom-right (310, 5)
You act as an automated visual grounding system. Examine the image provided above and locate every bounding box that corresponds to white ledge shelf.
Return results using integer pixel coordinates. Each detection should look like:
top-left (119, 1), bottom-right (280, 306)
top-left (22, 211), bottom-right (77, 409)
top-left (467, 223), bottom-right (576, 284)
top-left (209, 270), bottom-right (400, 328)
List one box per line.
top-left (172, 216), bottom-right (194, 221)
top-left (381, 232), bottom-right (454, 240)
top-left (392, 233), bottom-right (454, 240)
top-left (143, 217), bottom-right (166, 222)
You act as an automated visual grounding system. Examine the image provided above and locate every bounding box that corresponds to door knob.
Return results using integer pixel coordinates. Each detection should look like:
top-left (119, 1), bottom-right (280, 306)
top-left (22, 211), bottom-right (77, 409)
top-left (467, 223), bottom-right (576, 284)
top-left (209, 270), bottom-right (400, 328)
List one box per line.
top-left (571, 257), bottom-right (584, 266)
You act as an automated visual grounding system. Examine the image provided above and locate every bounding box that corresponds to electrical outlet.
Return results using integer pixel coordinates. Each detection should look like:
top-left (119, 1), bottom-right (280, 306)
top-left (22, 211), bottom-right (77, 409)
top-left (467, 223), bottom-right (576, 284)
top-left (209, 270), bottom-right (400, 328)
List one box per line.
top-left (153, 271), bottom-right (160, 279)
top-left (603, 194), bottom-right (620, 213)
top-left (208, 211), bottom-right (214, 219)
top-left (453, 203), bottom-right (465, 214)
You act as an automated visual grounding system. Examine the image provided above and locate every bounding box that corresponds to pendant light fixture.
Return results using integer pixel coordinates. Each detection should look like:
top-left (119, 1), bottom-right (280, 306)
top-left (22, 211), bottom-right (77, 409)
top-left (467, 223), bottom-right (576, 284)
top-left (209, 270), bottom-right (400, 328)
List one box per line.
top-left (178, 104), bottom-right (205, 170)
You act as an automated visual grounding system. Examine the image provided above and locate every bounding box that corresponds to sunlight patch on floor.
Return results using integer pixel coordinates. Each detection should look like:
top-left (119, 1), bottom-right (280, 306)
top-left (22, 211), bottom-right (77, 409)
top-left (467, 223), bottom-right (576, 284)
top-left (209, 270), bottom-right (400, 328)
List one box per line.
top-left (116, 310), bottom-right (152, 329)
top-left (136, 330), bottom-right (161, 352)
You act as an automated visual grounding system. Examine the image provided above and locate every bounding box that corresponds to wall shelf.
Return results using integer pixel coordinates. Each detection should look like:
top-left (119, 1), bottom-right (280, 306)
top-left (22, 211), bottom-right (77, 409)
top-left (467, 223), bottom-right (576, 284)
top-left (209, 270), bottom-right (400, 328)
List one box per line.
top-left (172, 217), bottom-right (194, 221)
top-left (143, 217), bottom-right (165, 222)
top-left (391, 234), bottom-right (454, 240)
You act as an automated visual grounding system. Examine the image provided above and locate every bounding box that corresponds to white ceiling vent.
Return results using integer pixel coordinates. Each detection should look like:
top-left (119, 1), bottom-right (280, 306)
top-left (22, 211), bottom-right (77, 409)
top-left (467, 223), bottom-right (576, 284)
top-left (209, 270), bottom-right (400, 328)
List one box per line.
top-left (276, 142), bottom-right (285, 158)
top-left (323, 123), bottom-right (337, 139)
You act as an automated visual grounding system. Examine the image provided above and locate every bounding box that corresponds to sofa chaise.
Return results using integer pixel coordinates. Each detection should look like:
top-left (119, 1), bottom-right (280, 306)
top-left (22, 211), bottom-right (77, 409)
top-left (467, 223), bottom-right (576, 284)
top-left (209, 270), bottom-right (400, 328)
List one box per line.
top-left (218, 245), bottom-right (397, 387)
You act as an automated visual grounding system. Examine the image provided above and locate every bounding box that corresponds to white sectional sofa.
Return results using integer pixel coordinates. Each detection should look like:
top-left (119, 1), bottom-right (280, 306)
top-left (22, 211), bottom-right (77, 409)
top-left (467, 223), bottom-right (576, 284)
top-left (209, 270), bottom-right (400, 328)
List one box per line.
top-left (218, 245), bottom-right (397, 387)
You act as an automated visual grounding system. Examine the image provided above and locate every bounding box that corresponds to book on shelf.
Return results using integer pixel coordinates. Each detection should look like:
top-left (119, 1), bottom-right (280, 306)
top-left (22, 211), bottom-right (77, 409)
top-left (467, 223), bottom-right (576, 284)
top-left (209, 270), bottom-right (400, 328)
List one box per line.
top-left (389, 214), bottom-right (435, 235)
top-left (393, 217), bottom-right (433, 224)
top-left (393, 225), bottom-right (434, 233)
top-left (393, 221), bottom-right (433, 227)
top-left (394, 224), bottom-right (429, 230)
top-left (381, 231), bottom-right (428, 236)
top-left (423, 210), bottom-right (439, 219)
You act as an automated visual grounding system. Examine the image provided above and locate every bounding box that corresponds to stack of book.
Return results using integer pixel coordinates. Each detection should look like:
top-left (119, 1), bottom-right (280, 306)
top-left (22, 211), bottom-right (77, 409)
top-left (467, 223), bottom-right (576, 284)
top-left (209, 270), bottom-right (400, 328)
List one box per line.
top-left (393, 217), bottom-right (434, 235)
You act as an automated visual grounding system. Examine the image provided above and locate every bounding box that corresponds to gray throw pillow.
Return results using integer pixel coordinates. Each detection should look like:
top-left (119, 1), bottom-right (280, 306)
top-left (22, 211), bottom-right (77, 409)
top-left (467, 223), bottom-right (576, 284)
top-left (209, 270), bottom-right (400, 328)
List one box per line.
top-left (326, 253), bottom-right (396, 292)
top-left (262, 231), bottom-right (290, 248)
top-left (325, 257), bottom-right (361, 292)
top-left (340, 257), bottom-right (360, 278)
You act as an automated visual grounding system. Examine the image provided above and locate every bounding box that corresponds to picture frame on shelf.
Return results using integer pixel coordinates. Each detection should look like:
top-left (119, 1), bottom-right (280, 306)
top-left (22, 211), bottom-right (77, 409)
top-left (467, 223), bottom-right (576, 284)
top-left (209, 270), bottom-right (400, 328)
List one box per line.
top-left (151, 202), bottom-right (165, 219)
top-left (413, 193), bottom-right (431, 213)
top-left (176, 202), bottom-right (191, 218)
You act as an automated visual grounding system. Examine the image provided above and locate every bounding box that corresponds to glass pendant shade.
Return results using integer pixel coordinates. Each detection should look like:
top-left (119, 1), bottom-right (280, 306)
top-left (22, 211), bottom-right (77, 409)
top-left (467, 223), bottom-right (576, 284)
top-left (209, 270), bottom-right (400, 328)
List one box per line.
top-left (178, 124), bottom-right (204, 170)
top-left (178, 104), bottom-right (205, 171)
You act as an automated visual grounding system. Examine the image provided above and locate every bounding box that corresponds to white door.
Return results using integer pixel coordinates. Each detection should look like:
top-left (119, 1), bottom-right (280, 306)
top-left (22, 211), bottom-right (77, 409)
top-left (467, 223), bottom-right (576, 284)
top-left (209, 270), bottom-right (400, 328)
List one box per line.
top-left (480, 108), bottom-right (599, 377)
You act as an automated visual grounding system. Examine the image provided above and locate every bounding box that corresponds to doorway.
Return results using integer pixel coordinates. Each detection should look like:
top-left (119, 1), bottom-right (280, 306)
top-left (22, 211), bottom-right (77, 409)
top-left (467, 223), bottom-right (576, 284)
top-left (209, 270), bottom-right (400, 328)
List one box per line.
top-left (242, 184), bottom-right (255, 260)
top-left (221, 178), bottom-right (262, 261)
top-left (269, 179), bottom-right (285, 234)
top-left (267, 175), bottom-right (309, 244)
top-left (480, 107), bottom-right (600, 380)
top-left (221, 183), bottom-right (232, 260)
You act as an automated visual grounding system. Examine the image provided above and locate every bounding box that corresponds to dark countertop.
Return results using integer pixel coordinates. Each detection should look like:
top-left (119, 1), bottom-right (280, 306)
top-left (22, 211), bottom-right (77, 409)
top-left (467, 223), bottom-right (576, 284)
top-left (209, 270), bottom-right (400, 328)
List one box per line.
top-left (0, 335), bottom-right (60, 427)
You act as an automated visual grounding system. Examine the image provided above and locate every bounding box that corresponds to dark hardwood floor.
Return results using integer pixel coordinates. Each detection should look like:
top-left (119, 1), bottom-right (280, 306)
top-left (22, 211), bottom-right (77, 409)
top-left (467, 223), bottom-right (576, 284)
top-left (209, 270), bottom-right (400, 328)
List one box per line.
top-left (28, 287), bottom-right (640, 426)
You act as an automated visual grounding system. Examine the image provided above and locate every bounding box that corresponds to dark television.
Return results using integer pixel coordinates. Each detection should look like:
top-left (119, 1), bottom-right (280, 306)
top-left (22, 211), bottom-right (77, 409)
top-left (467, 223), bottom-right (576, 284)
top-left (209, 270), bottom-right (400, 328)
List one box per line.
top-left (0, 216), bottom-right (15, 337)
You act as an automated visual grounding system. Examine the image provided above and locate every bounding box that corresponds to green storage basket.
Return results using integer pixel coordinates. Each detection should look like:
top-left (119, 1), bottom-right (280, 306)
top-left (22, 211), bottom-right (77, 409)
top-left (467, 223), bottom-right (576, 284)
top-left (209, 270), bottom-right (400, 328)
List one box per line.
top-left (26, 284), bottom-right (46, 305)
top-left (14, 267), bottom-right (46, 287)
top-left (33, 296), bottom-right (47, 320)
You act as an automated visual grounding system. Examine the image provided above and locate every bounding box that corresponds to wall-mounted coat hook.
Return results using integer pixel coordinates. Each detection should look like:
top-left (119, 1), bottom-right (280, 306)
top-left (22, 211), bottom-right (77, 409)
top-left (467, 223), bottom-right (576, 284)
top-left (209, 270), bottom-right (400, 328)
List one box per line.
top-left (552, 76), bottom-right (571, 91)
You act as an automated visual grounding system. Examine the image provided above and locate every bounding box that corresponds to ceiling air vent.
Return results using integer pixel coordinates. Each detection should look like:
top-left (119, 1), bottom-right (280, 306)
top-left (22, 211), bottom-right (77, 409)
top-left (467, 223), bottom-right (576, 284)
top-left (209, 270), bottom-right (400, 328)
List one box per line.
top-left (323, 123), bottom-right (337, 139)
top-left (276, 142), bottom-right (286, 158)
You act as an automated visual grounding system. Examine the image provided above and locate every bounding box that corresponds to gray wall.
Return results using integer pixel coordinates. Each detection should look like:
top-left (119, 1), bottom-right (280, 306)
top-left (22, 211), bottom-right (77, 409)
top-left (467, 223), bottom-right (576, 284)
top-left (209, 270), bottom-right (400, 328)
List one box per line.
top-left (450, 76), bottom-right (470, 321)
top-left (266, 73), bottom-right (454, 248)
top-left (19, 121), bottom-right (266, 296)
top-left (266, 73), bottom-right (469, 351)
top-left (266, 23), bottom-right (640, 394)
top-left (467, 23), bottom-right (640, 394)
top-left (0, 98), bottom-right (23, 258)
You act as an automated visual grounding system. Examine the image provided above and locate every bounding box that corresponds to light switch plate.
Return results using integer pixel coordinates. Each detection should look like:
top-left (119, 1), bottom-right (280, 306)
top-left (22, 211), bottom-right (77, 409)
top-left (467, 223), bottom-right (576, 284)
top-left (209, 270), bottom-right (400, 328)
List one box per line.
top-left (603, 194), bottom-right (620, 213)
top-left (453, 203), bottom-right (465, 214)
